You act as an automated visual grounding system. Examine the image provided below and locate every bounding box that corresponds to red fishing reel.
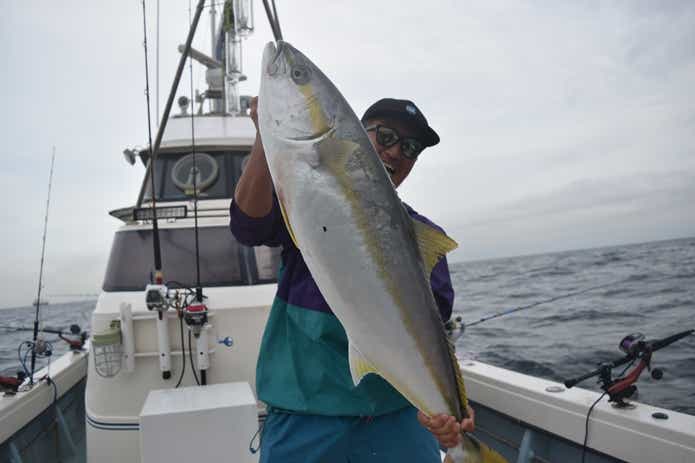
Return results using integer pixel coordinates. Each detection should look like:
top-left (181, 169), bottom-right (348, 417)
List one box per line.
top-left (184, 303), bottom-right (208, 336)
top-left (564, 329), bottom-right (693, 408)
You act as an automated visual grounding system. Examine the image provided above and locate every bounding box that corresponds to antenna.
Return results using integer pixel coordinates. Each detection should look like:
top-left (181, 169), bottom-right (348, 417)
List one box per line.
top-left (30, 147), bottom-right (55, 385)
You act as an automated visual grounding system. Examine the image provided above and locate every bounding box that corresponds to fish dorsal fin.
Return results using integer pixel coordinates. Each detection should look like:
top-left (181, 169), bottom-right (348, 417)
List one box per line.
top-left (277, 194), bottom-right (300, 249)
top-left (411, 219), bottom-right (458, 275)
top-left (347, 340), bottom-right (380, 386)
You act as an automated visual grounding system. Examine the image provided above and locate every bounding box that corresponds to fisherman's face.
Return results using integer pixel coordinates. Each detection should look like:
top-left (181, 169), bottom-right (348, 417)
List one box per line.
top-left (364, 118), bottom-right (420, 188)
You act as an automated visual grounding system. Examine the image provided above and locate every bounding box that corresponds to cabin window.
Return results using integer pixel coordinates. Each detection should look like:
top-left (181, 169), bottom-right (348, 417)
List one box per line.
top-left (106, 150), bottom-right (281, 291)
top-left (102, 226), bottom-right (280, 291)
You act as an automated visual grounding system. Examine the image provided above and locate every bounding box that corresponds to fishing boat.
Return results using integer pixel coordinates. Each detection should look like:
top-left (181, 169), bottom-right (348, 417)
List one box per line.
top-left (1, 2), bottom-right (694, 462)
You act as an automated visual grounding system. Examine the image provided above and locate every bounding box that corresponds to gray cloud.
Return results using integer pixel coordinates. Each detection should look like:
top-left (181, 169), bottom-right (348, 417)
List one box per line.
top-left (2, 0), bottom-right (694, 307)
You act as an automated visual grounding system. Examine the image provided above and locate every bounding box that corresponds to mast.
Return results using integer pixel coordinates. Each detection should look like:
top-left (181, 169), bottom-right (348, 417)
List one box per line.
top-left (30, 147), bottom-right (55, 385)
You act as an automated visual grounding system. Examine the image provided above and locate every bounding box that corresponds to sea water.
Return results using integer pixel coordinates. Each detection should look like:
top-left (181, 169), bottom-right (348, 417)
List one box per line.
top-left (1, 237), bottom-right (693, 415)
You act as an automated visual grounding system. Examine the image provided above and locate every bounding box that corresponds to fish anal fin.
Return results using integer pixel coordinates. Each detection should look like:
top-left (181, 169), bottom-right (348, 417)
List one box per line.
top-left (348, 341), bottom-right (380, 386)
top-left (412, 219), bottom-right (458, 275)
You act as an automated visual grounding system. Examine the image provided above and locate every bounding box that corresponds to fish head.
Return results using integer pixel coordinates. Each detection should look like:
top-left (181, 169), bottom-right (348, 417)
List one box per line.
top-left (259, 41), bottom-right (338, 142)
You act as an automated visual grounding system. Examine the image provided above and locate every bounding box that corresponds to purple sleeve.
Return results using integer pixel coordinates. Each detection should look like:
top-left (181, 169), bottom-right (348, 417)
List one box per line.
top-left (430, 255), bottom-right (454, 322)
top-left (229, 197), bottom-right (290, 247)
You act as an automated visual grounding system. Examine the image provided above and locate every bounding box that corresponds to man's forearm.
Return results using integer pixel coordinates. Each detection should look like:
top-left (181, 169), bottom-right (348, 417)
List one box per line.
top-left (234, 135), bottom-right (274, 217)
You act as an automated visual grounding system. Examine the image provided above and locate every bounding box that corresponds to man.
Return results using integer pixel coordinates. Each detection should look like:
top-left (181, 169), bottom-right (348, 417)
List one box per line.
top-left (230, 97), bottom-right (473, 462)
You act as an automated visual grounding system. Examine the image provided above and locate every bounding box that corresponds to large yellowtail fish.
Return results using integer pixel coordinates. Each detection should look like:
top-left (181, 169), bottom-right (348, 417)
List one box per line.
top-left (258, 40), bottom-right (506, 463)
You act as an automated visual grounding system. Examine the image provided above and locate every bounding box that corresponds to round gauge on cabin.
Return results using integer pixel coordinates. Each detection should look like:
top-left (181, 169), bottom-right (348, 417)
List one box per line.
top-left (171, 152), bottom-right (219, 195)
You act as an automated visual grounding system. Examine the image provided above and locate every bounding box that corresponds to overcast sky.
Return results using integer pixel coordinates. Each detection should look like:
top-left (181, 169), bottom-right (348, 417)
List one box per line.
top-left (1, 0), bottom-right (694, 309)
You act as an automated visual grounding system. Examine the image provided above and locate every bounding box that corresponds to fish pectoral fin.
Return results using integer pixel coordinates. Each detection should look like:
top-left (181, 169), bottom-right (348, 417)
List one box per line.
top-left (347, 341), bottom-right (380, 386)
top-left (412, 219), bottom-right (458, 275)
top-left (316, 137), bottom-right (360, 169)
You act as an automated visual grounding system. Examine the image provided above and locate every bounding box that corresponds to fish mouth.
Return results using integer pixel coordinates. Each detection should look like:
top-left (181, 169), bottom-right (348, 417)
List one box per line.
top-left (382, 161), bottom-right (396, 175)
top-left (264, 41), bottom-right (287, 76)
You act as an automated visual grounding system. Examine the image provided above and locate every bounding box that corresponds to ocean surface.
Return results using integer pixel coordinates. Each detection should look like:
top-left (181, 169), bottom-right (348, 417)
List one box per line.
top-left (1, 237), bottom-right (693, 416)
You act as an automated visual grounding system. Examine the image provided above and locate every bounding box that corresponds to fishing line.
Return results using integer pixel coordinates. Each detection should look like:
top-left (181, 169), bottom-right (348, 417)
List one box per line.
top-left (464, 273), bottom-right (683, 328)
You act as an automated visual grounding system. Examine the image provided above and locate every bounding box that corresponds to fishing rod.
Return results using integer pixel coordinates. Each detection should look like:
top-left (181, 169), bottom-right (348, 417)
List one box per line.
top-left (564, 329), bottom-right (694, 406)
top-left (29, 148), bottom-right (55, 386)
top-left (186, 0), bottom-right (208, 386)
top-left (2, 324), bottom-right (88, 350)
top-left (565, 328), bottom-right (693, 463)
top-left (138, 0), bottom-right (208, 382)
top-left (141, 0), bottom-right (206, 283)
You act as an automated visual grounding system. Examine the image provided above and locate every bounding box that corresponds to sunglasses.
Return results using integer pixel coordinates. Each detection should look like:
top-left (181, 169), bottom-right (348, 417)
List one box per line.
top-left (364, 125), bottom-right (424, 160)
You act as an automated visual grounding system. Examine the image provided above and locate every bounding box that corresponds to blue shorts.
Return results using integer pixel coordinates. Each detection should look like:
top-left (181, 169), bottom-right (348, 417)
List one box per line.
top-left (259, 406), bottom-right (441, 463)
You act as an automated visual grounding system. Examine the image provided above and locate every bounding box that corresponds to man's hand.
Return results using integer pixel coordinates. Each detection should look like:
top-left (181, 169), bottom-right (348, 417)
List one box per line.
top-left (233, 95), bottom-right (273, 216)
top-left (249, 96), bottom-right (260, 132)
top-left (417, 405), bottom-right (475, 449)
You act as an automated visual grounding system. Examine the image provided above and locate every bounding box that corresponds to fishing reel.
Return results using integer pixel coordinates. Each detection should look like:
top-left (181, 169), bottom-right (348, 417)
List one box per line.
top-left (33, 336), bottom-right (53, 357)
top-left (59, 324), bottom-right (88, 351)
top-left (0, 370), bottom-right (27, 395)
top-left (145, 283), bottom-right (171, 317)
top-left (564, 329), bottom-right (693, 408)
top-left (183, 301), bottom-right (210, 385)
top-left (184, 303), bottom-right (208, 337)
top-left (444, 314), bottom-right (465, 344)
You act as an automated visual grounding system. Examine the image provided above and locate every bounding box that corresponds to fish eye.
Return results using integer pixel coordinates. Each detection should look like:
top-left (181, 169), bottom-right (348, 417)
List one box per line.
top-left (290, 65), bottom-right (311, 85)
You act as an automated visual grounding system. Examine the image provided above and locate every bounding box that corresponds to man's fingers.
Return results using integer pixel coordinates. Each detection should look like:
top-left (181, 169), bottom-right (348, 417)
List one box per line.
top-left (429, 414), bottom-right (452, 430)
top-left (461, 405), bottom-right (476, 433)
top-left (417, 411), bottom-right (430, 427)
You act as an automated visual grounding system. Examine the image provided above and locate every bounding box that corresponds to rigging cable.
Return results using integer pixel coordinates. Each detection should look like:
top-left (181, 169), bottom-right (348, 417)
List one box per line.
top-left (30, 148), bottom-right (55, 386)
top-left (261, 0), bottom-right (283, 42)
top-left (156, 0), bottom-right (160, 120)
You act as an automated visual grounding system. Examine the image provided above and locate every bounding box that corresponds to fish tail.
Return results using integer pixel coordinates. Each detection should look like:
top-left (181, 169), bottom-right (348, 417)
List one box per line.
top-left (445, 434), bottom-right (509, 463)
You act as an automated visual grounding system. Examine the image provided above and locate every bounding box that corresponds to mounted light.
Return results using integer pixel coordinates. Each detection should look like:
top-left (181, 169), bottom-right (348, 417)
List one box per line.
top-left (133, 205), bottom-right (187, 221)
top-left (123, 149), bottom-right (137, 165)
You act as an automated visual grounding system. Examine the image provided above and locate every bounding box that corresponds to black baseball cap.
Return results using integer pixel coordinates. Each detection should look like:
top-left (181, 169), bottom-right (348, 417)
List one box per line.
top-left (361, 98), bottom-right (440, 148)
